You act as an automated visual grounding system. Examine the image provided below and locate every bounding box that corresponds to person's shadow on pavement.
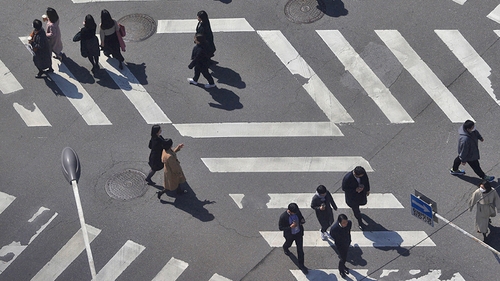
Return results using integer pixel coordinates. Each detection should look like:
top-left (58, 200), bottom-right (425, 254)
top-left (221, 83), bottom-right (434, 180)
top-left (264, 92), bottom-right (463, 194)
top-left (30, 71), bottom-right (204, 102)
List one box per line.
top-left (160, 182), bottom-right (215, 222)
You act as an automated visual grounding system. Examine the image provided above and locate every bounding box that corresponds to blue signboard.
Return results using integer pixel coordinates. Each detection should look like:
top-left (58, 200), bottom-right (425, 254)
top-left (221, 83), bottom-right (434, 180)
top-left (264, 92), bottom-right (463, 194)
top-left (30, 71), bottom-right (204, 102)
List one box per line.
top-left (411, 194), bottom-right (433, 226)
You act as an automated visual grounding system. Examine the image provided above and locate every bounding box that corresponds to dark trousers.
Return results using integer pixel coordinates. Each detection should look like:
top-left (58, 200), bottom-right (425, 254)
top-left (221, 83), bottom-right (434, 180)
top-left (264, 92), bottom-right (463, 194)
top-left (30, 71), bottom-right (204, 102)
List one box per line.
top-left (452, 156), bottom-right (485, 178)
top-left (337, 243), bottom-right (349, 273)
top-left (193, 65), bottom-right (214, 84)
top-left (283, 234), bottom-right (304, 266)
top-left (145, 169), bottom-right (156, 181)
top-left (349, 203), bottom-right (362, 222)
top-left (319, 219), bottom-right (331, 233)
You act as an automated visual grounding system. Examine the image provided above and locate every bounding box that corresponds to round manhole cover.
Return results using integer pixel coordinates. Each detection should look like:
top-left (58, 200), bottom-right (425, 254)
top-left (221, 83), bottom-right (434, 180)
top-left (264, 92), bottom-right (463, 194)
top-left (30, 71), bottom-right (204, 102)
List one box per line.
top-left (117, 14), bottom-right (157, 42)
top-left (284, 0), bottom-right (325, 24)
top-left (105, 169), bottom-right (148, 200)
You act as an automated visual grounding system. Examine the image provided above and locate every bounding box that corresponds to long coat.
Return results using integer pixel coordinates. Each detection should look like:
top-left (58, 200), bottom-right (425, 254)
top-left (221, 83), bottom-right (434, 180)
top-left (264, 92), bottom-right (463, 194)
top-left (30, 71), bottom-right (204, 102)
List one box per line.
top-left (46, 20), bottom-right (63, 54)
top-left (457, 124), bottom-right (482, 162)
top-left (196, 21), bottom-right (216, 56)
top-left (147, 135), bottom-right (165, 171)
top-left (469, 188), bottom-right (500, 233)
top-left (78, 25), bottom-right (100, 58)
top-left (31, 29), bottom-right (52, 70)
top-left (162, 149), bottom-right (186, 191)
top-left (342, 171), bottom-right (370, 207)
top-left (330, 219), bottom-right (352, 248)
top-left (311, 191), bottom-right (337, 227)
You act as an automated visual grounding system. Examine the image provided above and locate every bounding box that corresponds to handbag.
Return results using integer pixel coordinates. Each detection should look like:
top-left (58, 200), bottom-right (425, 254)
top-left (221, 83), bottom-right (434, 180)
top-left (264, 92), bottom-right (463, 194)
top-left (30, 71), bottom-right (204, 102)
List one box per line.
top-left (118, 24), bottom-right (126, 37)
top-left (73, 31), bottom-right (81, 42)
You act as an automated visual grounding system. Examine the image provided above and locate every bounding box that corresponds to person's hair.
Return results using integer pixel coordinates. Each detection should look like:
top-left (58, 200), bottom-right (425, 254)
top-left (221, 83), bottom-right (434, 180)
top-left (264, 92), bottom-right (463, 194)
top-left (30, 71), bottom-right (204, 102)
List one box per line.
top-left (162, 138), bottom-right (173, 150)
top-left (84, 14), bottom-right (97, 30)
top-left (316, 185), bottom-right (327, 194)
top-left (288, 203), bottom-right (299, 213)
top-left (463, 120), bottom-right (475, 130)
top-left (46, 7), bottom-right (59, 23)
top-left (195, 33), bottom-right (205, 43)
top-left (150, 125), bottom-right (161, 137)
top-left (353, 166), bottom-right (366, 176)
top-left (197, 10), bottom-right (210, 26)
top-left (100, 9), bottom-right (115, 30)
top-left (33, 19), bottom-right (42, 31)
top-left (479, 180), bottom-right (492, 193)
top-left (338, 213), bottom-right (348, 222)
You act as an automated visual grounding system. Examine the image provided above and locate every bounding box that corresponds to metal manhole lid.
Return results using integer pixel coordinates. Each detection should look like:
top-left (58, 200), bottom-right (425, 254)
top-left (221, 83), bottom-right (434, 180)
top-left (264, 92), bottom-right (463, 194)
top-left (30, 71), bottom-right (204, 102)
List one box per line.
top-left (105, 169), bottom-right (148, 200)
top-left (284, 0), bottom-right (325, 24)
top-left (117, 14), bottom-right (157, 42)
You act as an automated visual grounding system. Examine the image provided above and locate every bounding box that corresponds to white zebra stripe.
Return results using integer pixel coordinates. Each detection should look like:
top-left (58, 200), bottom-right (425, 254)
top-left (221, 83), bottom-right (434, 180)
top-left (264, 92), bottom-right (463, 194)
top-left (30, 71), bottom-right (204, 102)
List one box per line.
top-left (12, 102), bottom-right (51, 127)
top-left (317, 30), bottom-right (413, 124)
top-left (151, 257), bottom-right (189, 281)
top-left (202, 157), bottom-right (373, 173)
top-left (375, 30), bottom-right (473, 123)
top-left (209, 273), bottom-right (233, 281)
top-left (487, 4), bottom-right (500, 24)
top-left (157, 18), bottom-right (255, 33)
top-left (0, 59), bottom-right (23, 94)
top-left (174, 122), bottom-right (343, 138)
top-left (229, 193), bottom-right (403, 209)
top-left (259, 230), bottom-right (436, 247)
top-left (257, 30), bottom-right (353, 123)
top-left (95, 240), bottom-right (145, 280)
top-left (435, 30), bottom-right (499, 105)
top-left (0, 191), bottom-right (15, 215)
top-left (290, 269), bottom-right (466, 281)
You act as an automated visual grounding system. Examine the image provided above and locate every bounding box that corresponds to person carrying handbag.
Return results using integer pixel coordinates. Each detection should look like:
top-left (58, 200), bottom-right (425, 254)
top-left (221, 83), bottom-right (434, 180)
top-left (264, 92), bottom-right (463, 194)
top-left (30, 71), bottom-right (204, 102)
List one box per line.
top-left (469, 180), bottom-right (500, 241)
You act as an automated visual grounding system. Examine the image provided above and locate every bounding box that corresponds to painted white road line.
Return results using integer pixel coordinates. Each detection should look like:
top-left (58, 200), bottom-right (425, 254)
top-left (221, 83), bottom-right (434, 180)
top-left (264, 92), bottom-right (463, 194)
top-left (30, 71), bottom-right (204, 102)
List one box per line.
top-left (291, 269), bottom-right (466, 281)
top-left (0, 191), bottom-right (16, 215)
top-left (19, 35), bottom-right (112, 125)
top-left (291, 269), bottom-right (372, 281)
top-left (151, 257), bottom-right (189, 281)
top-left (487, 4), bottom-right (500, 24)
top-left (202, 157), bottom-right (372, 173)
top-left (209, 273), bottom-right (233, 281)
top-left (317, 30), bottom-right (414, 124)
top-left (31, 225), bottom-right (101, 281)
top-left (435, 30), bottom-right (499, 105)
top-left (73, 0), bottom-right (155, 2)
top-left (12, 102), bottom-right (51, 127)
top-left (229, 193), bottom-right (403, 209)
top-left (157, 18), bottom-right (255, 33)
top-left (0, 59), bottom-right (23, 94)
top-left (260, 230), bottom-right (436, 247)
top-left (375, 30), bottom-right (474, 123)
top-left (100, 58), bottom-right (171, 124)
top-left (258, 30), bottom-right (353, 123)
top-left (0, 207), bottom-right (57, 274)
top-left (174, 122), bottom-right (343, 138)
top-left (452, 0), bottom-right (467, 5)
top-left (96, 240), bottom-right (145, 281)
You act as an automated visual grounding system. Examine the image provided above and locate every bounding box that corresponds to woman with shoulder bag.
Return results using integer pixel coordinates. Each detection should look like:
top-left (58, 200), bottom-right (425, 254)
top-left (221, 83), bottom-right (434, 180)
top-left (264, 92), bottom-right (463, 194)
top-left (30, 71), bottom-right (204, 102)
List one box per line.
top-left (469, 180), bottom-right (500, 241)
top-left (74, 14), bottom-right (100, 73)
top-left (99, 9), bottom-right (125, 69)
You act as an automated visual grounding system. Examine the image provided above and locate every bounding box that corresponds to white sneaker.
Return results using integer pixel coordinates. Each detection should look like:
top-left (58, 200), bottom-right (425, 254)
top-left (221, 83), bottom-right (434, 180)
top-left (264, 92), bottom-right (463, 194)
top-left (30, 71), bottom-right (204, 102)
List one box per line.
top-left (204, 83), bottom-right (216, 88)
top-left (187, 78), bottom-right (197, 85)
top-left (320, 231), bottom-right (328, 241)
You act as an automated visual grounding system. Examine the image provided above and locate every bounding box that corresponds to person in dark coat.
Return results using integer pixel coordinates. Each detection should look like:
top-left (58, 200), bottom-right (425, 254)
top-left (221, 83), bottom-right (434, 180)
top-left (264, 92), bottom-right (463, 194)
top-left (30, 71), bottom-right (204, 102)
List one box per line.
top-left (100, 9), bottom-right (125, 69)
top-left (311, 184), bottom-right (338, 240)
top-left (278, 203), bottom-right (308, 274)
top-left (196, 11), bottom-right (216, 58)
top-left (450, 120), bottom-right (494, 181)
top-left (29, 19), bottom-right (53, 78)
top-left (342, 166), bottom-right (370, 230)
top-left (188, 33), bottom-right (216, 88)
top-left (74, 14), bottom-right (100, 73)
top-left (145, 125), bottom-right (166, 185)
top-left (330, 214), bottom-right (352, 279)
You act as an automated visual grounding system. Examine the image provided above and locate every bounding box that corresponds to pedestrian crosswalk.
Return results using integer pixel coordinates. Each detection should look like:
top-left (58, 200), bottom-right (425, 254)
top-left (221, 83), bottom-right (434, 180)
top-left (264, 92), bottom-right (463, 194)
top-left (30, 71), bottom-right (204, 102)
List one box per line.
top-left (4, 19), bottom-right (500, 130)
top-left (290, 269), bottom-right (466, 281)
top-left (0, 191), bottom-right (232, 281)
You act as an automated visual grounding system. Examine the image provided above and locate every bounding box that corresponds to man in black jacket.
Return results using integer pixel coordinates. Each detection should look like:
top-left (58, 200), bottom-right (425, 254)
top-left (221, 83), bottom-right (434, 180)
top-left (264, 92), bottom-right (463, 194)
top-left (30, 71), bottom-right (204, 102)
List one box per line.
top-left (330, 214), bottom-right (352, 278)
top-left (342, 166), bottom-right (370, 230)
top-left (279, 203), bottom-right (308, 274)
top-left (311, 185), bottom-right (338, 240)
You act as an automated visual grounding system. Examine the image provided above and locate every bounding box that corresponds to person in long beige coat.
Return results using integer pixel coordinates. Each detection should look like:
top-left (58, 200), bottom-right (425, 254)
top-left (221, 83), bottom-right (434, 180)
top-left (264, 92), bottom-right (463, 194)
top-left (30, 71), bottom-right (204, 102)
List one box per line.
top-left (157, 139), bottom-right (186, 199)
top-left (469, 180), bottom-right (500, 240)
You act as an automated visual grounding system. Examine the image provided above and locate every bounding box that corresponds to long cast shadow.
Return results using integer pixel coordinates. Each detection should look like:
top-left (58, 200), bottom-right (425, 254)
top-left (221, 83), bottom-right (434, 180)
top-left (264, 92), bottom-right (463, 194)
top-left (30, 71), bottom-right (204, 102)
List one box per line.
top-left (209, 64), bottom-right (246, 89)
top-left (159, 182), bottom-right (215, 222)
top-left (317, 0), bottom-right (348, 18)
top-left (205, 87), bottom-right (243, 111)
top-left (362, 214), bottom-right (410, 257)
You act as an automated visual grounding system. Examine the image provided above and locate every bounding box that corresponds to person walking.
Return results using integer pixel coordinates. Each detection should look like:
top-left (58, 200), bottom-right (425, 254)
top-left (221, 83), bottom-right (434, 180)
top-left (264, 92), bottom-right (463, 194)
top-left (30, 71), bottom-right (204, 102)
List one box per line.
top-left (195, 11), bottom-right (216, 59)
top-left (311, 184), bottom-right (338, 241)
top-left (342, 166), bottom-right (370, 230)
top-left (99, 9), bottom-right (125, 69)
top-left (74, 14), bottom-right (100, 73)
top-left (450, 120), bottom-right (494, 181)
top-left (157, 138), bottom-right (187, 198)
top-left (278, 203), bottom-right (308, 274)
top-left (330, 214), bottom-right (352, 279)
top-left (28, 19), bottom-right (53, 78)
top-left (45, 7), bottom-right (64, 60)
top-left (469, 180), bottom-right (500, 241)
top-left (187, 33), bottom-right (216, 88)
top-left (145, 125), bottom-right (166, 185)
